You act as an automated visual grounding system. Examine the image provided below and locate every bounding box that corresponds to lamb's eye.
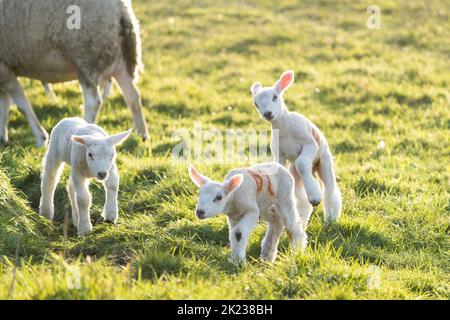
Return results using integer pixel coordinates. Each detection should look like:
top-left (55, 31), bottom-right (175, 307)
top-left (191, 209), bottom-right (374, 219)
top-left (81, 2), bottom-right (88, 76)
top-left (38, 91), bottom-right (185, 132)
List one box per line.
top-left (214, 195), bottom-right (223, 202)
top-left (272, 95), bottom-right (278, 102)
top-left (88, 153), bottom-right (94, 159)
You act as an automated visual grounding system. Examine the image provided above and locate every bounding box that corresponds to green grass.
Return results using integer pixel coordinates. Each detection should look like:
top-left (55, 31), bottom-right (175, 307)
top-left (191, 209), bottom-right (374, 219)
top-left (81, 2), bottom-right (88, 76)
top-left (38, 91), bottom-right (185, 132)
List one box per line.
top-left (0, 0), bottom-right (449, 299)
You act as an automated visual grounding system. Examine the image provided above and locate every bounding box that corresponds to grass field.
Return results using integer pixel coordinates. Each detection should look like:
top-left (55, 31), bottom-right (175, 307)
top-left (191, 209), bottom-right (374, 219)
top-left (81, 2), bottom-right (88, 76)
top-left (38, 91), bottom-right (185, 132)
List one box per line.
top-left (0, 0), bottom-right (449, 299)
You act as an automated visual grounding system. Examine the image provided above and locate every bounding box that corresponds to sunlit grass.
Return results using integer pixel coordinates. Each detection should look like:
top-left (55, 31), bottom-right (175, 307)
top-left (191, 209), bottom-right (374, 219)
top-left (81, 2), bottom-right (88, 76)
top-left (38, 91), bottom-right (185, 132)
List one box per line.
top-left (0, 0), bottom-right (449, 299)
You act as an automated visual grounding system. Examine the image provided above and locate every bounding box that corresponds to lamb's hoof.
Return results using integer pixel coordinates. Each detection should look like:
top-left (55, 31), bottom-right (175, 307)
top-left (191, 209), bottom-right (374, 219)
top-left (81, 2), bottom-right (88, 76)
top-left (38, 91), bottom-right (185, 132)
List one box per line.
top-left (230, 256), bottom-right (246, 266)
top-left (309, 199), bottom-right (321, 207)
top-left (260, 253), bottom-right (277, 263)
top-left (324, 218), bottom-right (338, 227)
top-left (39, 209), bottom-right (54, 221)
top-left (97, 215), bottom-right (117, 225)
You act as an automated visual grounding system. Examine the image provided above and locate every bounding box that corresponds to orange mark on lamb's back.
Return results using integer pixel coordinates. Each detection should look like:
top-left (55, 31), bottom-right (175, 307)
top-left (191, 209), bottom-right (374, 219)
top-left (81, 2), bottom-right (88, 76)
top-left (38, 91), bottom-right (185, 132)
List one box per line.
top-left (265, 174), bottom-right (275, 197)
top-left (312, 127), bottom-right (321, 146)
top-left (248, 169), bottom-right (275, 197)
top-left (248, 170), bottom-right (263, 193)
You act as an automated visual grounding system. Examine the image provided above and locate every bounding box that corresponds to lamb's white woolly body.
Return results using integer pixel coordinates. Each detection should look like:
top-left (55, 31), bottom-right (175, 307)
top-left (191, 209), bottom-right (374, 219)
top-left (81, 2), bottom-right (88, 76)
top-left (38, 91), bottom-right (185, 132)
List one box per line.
top-left (0, 0), bottom-right (148, 147)
top-left (252, 71), bottom-right (342, 226)
top-left (189, 163), bottom-right (307, 264)
top-left (39, 118), bottom-right (131, 236)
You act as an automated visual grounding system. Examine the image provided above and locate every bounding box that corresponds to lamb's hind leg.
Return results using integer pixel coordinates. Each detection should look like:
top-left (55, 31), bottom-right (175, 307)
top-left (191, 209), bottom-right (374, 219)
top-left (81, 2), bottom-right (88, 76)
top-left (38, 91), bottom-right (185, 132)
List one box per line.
top-left (317, 147), bottom-right (342, 224)
top-left (277, 182), bottom-right (307, 252)
top-left (67, 178), bottom-right (79, 228)
top-left (101, 164), bottom-right (120, 224)
top-left (39, 156), bottom-right (64, 220)
top-left (261, 218), bottom-right (283, 262)
top-left (0, 91), bottom-right (10, 143)
top-left (113, 63), bottom-right (148, 141)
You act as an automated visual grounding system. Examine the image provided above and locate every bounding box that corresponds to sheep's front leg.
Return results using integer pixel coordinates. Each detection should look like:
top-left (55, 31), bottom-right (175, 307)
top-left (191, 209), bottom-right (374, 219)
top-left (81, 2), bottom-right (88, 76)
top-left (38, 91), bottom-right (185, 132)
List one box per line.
top-left (80, 83), bottom-right (102, 124)
top-left (101, 165), bottom-right (119, 224)
top-left (3, 77), bottom-right (48, 147)
top-left (72, 173), bottom-right (93, 236)
top-left (229, 211), bottom-right (259, 264)
top-left (114, 63), bottom-right (149, 141)
top-left (294, 143), bottom-right (322, 206)
top-left (261, 219), bottom-right (283, 262)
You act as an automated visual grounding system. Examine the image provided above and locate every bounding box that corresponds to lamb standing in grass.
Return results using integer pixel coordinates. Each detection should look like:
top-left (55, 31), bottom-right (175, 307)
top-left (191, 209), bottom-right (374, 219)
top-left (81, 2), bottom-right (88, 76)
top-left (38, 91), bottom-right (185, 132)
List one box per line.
top-left (39, 118), bottom-right (132, 236)
top-left (0, 0), bottom-right (148, 147)
top-left (251, 71), bottom-right (342, 227)
top-left (189, 163), bottom-right (307, 263)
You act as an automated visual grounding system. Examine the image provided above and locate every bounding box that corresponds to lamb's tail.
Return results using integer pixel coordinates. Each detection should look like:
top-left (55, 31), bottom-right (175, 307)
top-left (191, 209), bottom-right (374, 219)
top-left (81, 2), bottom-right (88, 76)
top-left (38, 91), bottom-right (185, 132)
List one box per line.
top-left (119, 0), bottom-right (143, 80)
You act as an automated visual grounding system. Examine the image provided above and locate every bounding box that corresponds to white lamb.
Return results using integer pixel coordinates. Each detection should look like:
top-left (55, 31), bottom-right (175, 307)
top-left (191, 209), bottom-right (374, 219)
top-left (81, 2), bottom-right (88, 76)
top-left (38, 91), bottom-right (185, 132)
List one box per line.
top-left (251, 71), bottom-right (342, 227)
top-left (188, 163), bottom-right (307, 264)
top-left (39, 118), bottom-right (132, 236)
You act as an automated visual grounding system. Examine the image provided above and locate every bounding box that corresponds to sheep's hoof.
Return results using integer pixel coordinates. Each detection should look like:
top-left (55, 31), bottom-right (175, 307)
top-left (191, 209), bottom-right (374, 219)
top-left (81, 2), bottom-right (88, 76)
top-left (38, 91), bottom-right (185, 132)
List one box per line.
top-left (39, 209), bottom-right (54, 221)
top-left (96, 216), bottom-right (105, 224)
top-left (229, 256), bottom-right (246, 266)
top-left (77, 224), bottom-right (93, 236)
top-left (35, 135), bottom-right (49, 148)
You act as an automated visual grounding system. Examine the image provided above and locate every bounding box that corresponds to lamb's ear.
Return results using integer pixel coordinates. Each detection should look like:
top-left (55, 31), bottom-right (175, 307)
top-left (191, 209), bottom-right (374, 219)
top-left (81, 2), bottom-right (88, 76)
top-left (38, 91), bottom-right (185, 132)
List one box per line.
top-left (251, 82), bottom-right (262, 96)
top-left (275, 70), bottom-right (294, 94)
top-left (188, 165), bottom-right (210, 188)
top-left (72, 135), bottom-right (94, 146)
top-left (107, 129), bottom-right (133, 146)
top-left (225, 174), bottom-right (244, 194)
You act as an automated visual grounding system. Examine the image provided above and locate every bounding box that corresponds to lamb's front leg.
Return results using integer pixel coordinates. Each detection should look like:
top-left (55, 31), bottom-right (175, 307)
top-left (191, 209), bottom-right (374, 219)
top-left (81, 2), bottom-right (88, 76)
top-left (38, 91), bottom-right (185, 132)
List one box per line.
top-left (101, 165), bottom-right (119, 224)
top-left (229, 211), bottom-right (259, 264)
top-left (39, 156), bottom-right (64, 220)
top-left (72, 173), bottom-right (92, 236)
top-left (294, 143), bottom-right (322, 206)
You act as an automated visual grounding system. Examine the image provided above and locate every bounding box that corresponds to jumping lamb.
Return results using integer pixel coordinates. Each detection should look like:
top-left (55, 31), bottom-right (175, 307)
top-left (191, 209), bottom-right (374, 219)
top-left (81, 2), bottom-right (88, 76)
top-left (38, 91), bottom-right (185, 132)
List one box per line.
top-left (251, 71), bottom-right (342, 226)
top-left (188, 163), bottom-right (307, 264)
top-left (39, 117), bottom-right (132, 236)
top-left (0, 0), bottom-right (148, 147)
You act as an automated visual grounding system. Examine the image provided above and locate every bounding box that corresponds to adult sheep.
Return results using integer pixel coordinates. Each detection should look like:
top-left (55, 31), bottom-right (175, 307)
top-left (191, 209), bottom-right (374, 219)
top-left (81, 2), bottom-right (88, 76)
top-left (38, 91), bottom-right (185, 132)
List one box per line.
top-left (0, 0), bottom-right (148, 147)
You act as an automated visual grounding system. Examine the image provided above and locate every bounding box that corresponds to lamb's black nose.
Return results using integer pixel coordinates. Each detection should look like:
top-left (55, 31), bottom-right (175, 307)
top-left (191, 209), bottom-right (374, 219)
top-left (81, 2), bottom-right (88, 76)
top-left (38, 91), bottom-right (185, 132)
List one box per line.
top-left (264, 112), bottom-right (273, 120)
top-left (196, 209), bottom-right (205, 218)
top-left (97, 172), bottom-right (107, 180)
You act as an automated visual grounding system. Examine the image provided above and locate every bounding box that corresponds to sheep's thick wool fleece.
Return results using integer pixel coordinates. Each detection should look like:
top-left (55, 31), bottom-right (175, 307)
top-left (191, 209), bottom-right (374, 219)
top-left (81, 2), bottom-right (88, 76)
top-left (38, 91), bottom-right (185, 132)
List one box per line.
top-left (0, 0), bottom-right (141, 81)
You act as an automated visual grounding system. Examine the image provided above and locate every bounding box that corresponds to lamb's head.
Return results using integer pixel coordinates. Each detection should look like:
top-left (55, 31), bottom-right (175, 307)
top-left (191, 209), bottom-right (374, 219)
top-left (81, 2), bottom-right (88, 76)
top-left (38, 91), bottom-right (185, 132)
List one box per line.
top-left (251, 70), bottom-right (294, 122)
top-left (188, 166), bottom-right (243, 220)
top-left (72, 129), bottom-right (132, 180)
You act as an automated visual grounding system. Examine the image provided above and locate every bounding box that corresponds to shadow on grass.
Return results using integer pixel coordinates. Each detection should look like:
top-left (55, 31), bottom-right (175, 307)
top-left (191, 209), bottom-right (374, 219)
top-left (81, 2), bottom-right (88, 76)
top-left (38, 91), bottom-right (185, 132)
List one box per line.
top-left (310, 222), bottom-right (391, 264)
top-left (354, 177), bottom-right (402, 197)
